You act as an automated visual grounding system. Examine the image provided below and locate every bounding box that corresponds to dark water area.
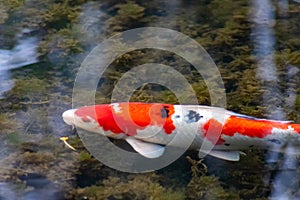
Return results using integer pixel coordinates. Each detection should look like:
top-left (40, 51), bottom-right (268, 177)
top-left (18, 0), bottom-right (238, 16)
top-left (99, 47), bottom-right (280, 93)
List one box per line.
top-left (0, 0), bottom-right (300, 199)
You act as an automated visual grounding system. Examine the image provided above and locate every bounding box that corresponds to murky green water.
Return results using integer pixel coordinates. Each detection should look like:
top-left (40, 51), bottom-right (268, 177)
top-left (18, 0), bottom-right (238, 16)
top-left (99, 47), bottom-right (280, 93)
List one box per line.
top-left (0, 0), bottom-right (300, 199)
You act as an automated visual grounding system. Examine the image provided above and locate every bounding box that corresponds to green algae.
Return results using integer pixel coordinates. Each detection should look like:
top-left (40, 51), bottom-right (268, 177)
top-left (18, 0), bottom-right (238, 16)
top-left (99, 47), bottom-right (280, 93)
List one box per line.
top-left (70, 173), bottom-right (185, 200)
top-left (226, 150), bottom-right (270, 199)
top-left (0, 113), bottom-right (16, 133)
top-left (186, 156), bottom-right (240, 199)
top-left (227, 69), bottom-right (264, 116)
top-left (117, 1), bottom-right (145, 19)
top-left (106, 1), bottom-right (145, 34)
top-left (77, 150), bottom-right (102, 182)
top-left (6, 77), bottom-right (48, 102)
top-left (0, 6), bottom-right (9, 24)
top-left (0, 0), bottom-right (24, 23)
top-left (187, 175), bottom-right (239, 200)
top-left (1, 0), bottom-right (24, 9)
top-left (275, 49), bottom-right (300, 67)
top-left (18, 151), bottom-right (55, 165)
top-left (42, 2), bottom-right (80, 29)
top-left (38, 28), bottom-right (83, 58)
top-left (15, 0), bottom-right (86, 60)
top-left (0, 0), bottom-right (300, 199)
top-left (0, 134), bottom-right (79, 196)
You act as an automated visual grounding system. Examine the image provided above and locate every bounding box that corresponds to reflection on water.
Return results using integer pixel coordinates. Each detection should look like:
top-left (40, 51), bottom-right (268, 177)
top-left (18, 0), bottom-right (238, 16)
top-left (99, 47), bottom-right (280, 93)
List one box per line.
top-left (0, 0), bottom-right (300, 199)
top-left (270, 144), bottom-right (299, 199)
top-left (0, 29), bottom-right (39, 98)
top-left (251, 0), bottom-right (299, 199)
top-left (79, 1), bottom-right (105, 48)
top-left (0, 175), bottom-right (64, 200)
top-left (0, 70), bottom-right (14, 99)
top-left (278, 0), bottom-right (289, 17)
top-left (251, 0), bottom-right (283, 120)
top-left (0, 182), bottom-right (17, 200)
top-left (20, 173), bottom-right (64, 200)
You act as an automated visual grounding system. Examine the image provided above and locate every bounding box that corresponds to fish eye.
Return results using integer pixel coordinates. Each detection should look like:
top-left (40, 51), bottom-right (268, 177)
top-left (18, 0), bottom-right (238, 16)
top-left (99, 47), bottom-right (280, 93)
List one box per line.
top-left (160, 106), bottom-right (170, 118)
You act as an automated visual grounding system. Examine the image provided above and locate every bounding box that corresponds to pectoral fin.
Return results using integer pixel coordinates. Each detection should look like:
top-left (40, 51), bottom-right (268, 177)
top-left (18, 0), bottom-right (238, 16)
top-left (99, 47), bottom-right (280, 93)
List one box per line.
top-left (125, 137), bottom-right (165, 159)
top-left (199, 150), bottom-right (244, 161)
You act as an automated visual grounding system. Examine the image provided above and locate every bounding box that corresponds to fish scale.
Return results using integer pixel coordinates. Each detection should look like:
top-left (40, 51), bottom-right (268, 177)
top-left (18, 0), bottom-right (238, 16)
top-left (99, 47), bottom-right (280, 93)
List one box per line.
top-left (62, 102), bottom-right (300, 161)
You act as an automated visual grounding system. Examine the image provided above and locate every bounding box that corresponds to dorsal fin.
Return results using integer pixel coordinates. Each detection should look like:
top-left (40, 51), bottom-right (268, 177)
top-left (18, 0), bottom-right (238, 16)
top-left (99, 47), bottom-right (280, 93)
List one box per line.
top-left (228, 111), bottom-right (293, 124)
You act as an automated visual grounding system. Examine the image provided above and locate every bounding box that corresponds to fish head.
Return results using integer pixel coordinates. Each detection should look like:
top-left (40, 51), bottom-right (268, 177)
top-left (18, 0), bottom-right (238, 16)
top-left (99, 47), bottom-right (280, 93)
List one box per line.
top-left (62, 109), bottom-right (77, 126)
top-left (62, 106), bottom-right (105, 135)
top-left (62, 103), bottom-right (176, 139)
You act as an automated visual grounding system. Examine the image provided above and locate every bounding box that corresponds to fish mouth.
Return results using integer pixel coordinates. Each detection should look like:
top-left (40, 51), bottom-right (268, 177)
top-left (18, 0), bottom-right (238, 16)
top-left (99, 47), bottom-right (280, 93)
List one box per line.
top-left (62, 109), bottom-right (77, 126)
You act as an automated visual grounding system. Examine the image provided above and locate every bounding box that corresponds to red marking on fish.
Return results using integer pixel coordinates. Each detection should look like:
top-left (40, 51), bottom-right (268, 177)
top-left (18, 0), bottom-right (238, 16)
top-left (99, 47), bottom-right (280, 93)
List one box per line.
top-left (63, 102), bottom-right (300, 161)
top-left (74, 103), bottom-right (176, 136)
top-left (291, 124), bottom-right (300, 134)
top-left (203, 119), bottom-right (225, 145)
top-left (222, 116), bottom-right (285, 138)
top-left (203, 116), bottom-right (300, 145)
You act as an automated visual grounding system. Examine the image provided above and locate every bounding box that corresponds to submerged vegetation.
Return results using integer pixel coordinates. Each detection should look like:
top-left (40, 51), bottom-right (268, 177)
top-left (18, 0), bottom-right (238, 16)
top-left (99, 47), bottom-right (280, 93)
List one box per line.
top-left (0, 113), bottom-right (15, 133)
top-left (38, 28), bottom-right (83, 58)
top-left (106, 1), bottom-right (145, 34)
top-left (7, 78), bottom-right (48, 101)
top-left (70, 174), bottom-right (185, 200)
top-left (0, 0), bottom-right (300, 199)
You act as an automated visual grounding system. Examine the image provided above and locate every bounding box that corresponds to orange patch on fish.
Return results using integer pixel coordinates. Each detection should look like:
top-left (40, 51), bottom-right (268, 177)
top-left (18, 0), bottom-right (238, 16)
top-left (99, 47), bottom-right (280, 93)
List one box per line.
top-left (222, 116), bottom-right (290, 138)
top-left (203, 116), bottom-right (297, 144)
top-left (75, 103), bottom-right (176, 136)
top-left (203, 119), bottom-right (225, 145)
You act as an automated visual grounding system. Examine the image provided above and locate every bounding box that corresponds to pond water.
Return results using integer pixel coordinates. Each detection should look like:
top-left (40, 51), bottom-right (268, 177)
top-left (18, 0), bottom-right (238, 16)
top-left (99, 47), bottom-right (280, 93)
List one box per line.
top-left (0, 0), bottom-right (300, 199)
top-left (0, 29), bottom-right (39, 98)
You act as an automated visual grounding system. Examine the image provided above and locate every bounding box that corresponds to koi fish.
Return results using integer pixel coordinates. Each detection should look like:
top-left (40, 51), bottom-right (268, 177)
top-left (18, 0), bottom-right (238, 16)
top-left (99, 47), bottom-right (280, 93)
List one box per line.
top-left (62, 102), bottom-right (300, 161)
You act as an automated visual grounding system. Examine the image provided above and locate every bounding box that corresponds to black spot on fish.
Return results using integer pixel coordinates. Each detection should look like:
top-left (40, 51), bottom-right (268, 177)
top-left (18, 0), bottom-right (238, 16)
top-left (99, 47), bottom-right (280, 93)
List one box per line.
top-left (175, 115), bottom-right (180, 118)
top-left (161, 106), bottom-right (170, 118)
top-left (224, 143), bottom-right (230, 146)
top-left (268, 139), bottom-right (281, 145)
top-left (185, 110), bottom-right (203, 123)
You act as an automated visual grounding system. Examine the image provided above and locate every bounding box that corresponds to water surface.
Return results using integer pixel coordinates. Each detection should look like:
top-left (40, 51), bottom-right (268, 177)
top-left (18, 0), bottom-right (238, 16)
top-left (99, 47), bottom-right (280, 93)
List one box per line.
top-left (0, 0), bottom-right (300, 199)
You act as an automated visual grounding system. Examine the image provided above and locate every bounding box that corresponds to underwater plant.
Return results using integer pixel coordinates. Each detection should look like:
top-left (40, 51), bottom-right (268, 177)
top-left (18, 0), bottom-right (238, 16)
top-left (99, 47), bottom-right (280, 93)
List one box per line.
top-left (38, 28), bottom-right (83, 58)
top-left (186, 156), bottom-right (239, 199)
top-left (42, 2), bottom-right (80, 29)
top-left (70, 173), bottom-right (185, 200)
top-left (6, 77), bottom-right (48, 103)
top-left (106, 1), bottom-right (145, 34)
top-left (0, 113), bottom-right (15, 133)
